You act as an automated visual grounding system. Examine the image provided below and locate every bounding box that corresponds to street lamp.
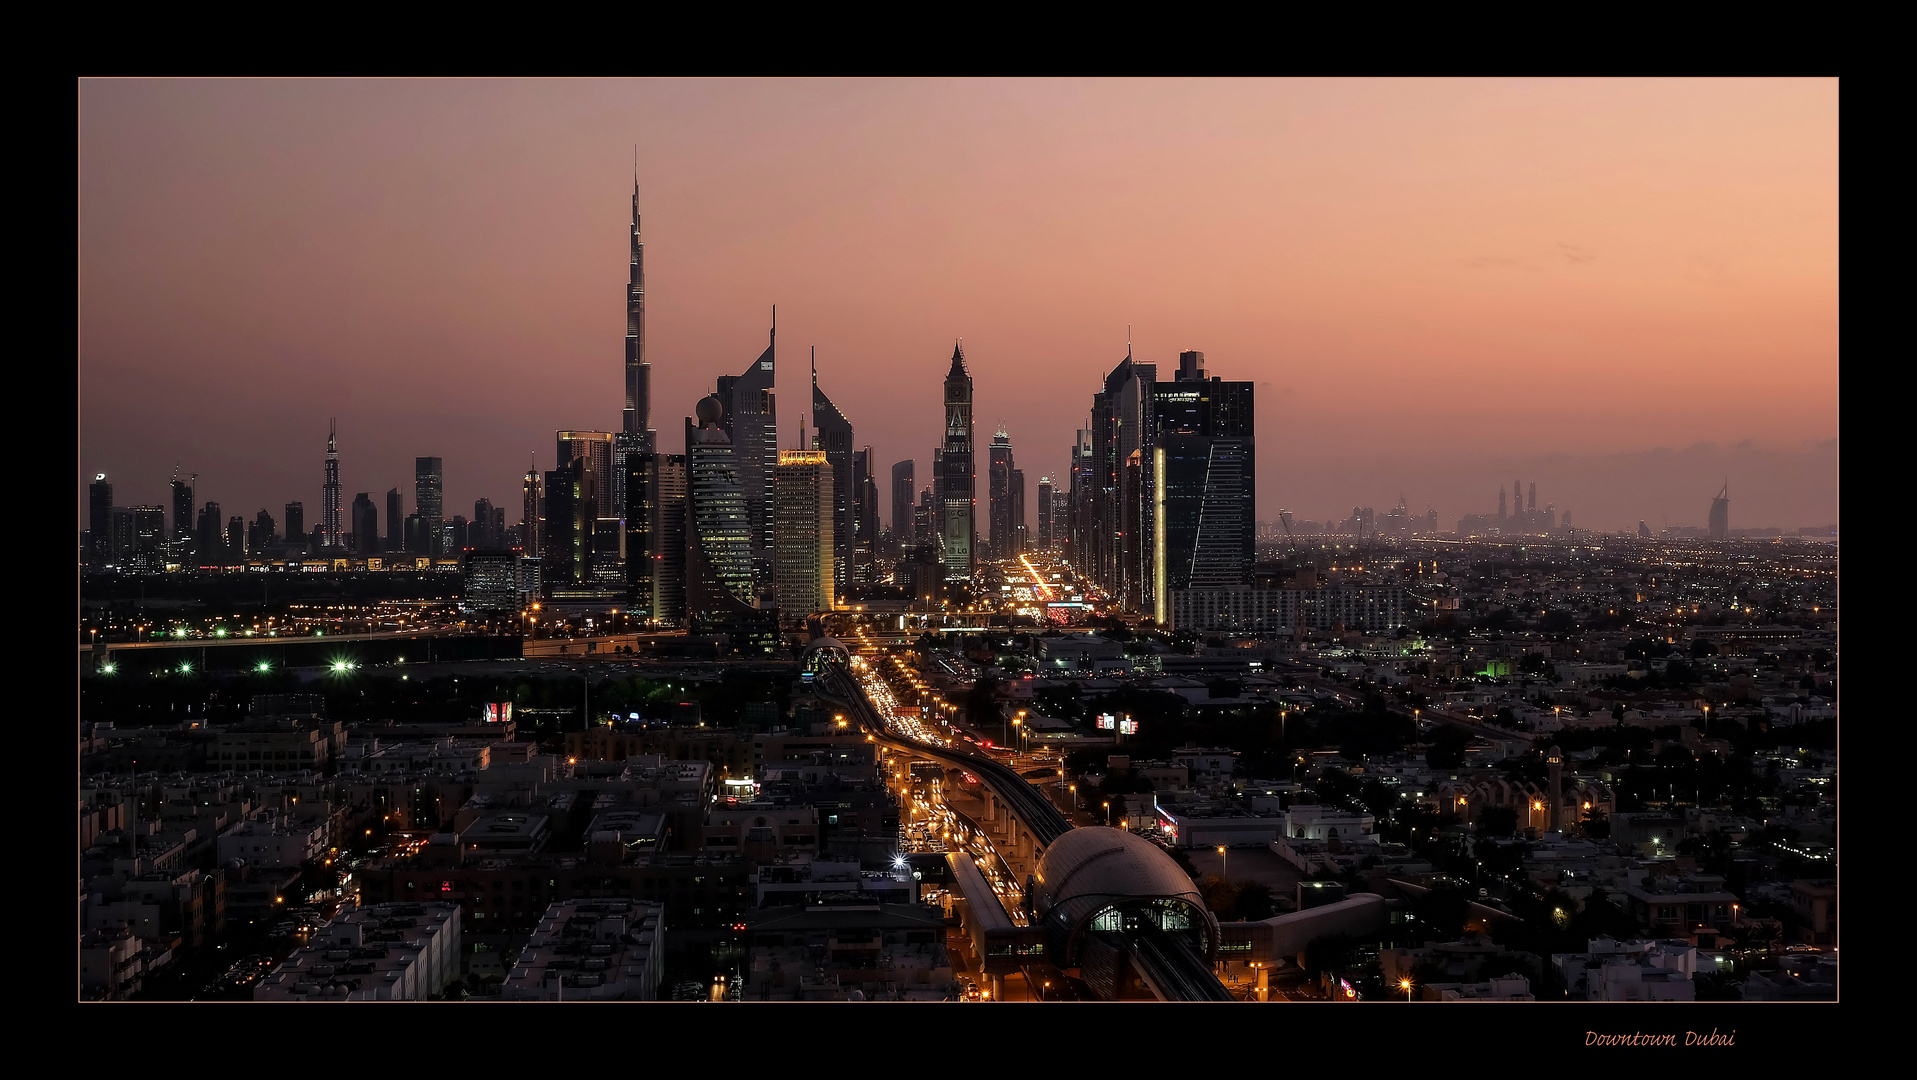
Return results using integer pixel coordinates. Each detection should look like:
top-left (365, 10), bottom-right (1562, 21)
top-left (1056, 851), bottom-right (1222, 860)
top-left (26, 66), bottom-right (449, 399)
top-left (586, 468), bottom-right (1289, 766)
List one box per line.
top-left (1217, 845), bottom-right (1229, 879)
top-left (1401, 977), bottom-right (1414, 1002)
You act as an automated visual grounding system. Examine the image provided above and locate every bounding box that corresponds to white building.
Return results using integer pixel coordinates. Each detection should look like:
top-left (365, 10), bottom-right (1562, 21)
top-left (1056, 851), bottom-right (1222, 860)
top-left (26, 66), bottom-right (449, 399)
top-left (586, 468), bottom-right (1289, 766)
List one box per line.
top-left (255, 902), bottom-right (461, 1001)
top-left (502, 899), bottom-right (666, 1001)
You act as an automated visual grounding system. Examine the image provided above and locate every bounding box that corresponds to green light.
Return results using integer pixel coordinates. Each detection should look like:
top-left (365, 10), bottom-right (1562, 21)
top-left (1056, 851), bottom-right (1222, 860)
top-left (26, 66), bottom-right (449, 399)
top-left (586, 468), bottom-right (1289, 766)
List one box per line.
top-left (257, 662), bottom-right (271, 673)
top-left (215, 629), bottom-right (227, 638)
top-left (180, 663), bottom-right (192, 674)
top-left (100, 663), bottom-right (116, 675)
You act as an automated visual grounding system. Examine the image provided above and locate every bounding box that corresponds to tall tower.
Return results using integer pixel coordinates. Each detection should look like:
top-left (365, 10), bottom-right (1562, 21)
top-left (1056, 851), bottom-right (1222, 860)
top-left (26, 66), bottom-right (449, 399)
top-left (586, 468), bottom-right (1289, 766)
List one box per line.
top-left (1709, 481), bottom-right (1730, 540)
top-left (385, 489), bottom-right (402, 554)
top-left (88, 474), bottom-right (112, 561)
top-left (415, 457), bottom-right (444, 555)
top-left (891, 459), bottom-right (916, 547)
top-left (686, 395), bottom-right (770, 645)
top-left (716, 311), bottom-right (778, 591)
top-left (775, 449), bottom-right (834, 615)
top-left (1037, 476), bottom-right (1054, 550)
top-left (622, 170), bottom-right (652, 450)
top-left (520, 463), bottom-right (539, 554)
top-left (322, 420), bottom-right (343, 550)
top-left (940, 343), bottom-right (976, 582)
top-left (170, 468), bottom-right (195, 560)
top-left (811, 350), bottom-right (855, 592)
top-left (989, 426), bottom-right (1014, 559)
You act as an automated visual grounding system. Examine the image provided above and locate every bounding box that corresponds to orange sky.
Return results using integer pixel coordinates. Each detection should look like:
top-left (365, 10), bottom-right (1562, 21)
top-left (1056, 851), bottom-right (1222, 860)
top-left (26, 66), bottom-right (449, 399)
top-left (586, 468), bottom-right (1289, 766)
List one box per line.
top-left (80, 78), bottom-right (1838, 533)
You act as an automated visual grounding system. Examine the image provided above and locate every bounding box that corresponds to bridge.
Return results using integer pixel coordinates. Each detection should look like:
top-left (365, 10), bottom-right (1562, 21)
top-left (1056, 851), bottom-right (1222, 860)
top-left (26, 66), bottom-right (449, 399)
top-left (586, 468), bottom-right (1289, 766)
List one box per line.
top-left (814, 654), bottom-right (1234, 1002)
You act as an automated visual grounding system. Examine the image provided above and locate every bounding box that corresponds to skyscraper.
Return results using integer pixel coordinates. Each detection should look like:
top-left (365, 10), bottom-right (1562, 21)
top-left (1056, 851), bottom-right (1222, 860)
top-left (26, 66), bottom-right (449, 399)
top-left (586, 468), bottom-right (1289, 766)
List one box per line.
top-left (626, 450), bottom-right (687, 625)
top-left (557, 431), bottom-right (618, 580)
top-left (197, 501), bottom-right (222, 563)
top-left (940, 344), bottom-right (976, 582)
top-left (852, 447), bottom-right (879, 584)
top-left (686, 396), bottom-right (771, 644)
top-left (415, 458), bottom-right (444, 556)
top-left (88, 474), bottom-right (112, 561)
top-left (989, 427), bottom-right (1015, 559)
top-left (775, 449), bottom-right (834, 615)
top-left (130, 507), bottom-right (165, 569)
top-left (543, 458), bottom-right (587, 584)
top-left (1089, 347), bottom-right (1156, 609)
top-left (322, 420), bottom-right (343, 550)
top-left (374, 491), bottom-right (394, 554)
top-left (1009, 467), bottom-right (1027, 556)
top-left (250, 508), bottom-right (278, 555)
top-left (474, 498), bottom-right (495, 549)
top-left (717, 314), bottom-right (778, 591)
top-left (811, 353), bottom-right (855, 592)
top-left (1037, 476), bottom-right (1054, 550)
top-left (891, 460), bottom-right (916, 546)
top-left (226, 515), bottom-right (247, 560)
top-left (285, 502), bottom-right (306, 554)
top-left (1709, 482), bottom-right (1730, 540)
top-left (171, 471), bottom-right (195, 561)
top-left (521, 466), bottom-right (539, 554)
top-left (352, 493), bottom-right (378, 554)
top-left (623, 173), bottom-right (652, 450)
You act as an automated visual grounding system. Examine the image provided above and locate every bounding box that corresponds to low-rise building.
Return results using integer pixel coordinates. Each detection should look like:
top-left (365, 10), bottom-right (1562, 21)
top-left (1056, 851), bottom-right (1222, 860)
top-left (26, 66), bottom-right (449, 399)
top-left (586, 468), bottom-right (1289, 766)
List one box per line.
top-left (500, 899), bottom-right (666, 1001)
top-left (255, 901), bottom-right (461, 1001)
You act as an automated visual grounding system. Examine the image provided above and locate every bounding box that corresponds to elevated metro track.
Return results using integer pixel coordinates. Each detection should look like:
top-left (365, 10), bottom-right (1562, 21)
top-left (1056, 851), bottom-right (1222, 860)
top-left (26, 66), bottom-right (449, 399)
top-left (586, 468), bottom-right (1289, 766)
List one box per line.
top-left (817, 665), bottom-right (1070, 846)
top-left (818, 660), bottom-right (1235, 1002)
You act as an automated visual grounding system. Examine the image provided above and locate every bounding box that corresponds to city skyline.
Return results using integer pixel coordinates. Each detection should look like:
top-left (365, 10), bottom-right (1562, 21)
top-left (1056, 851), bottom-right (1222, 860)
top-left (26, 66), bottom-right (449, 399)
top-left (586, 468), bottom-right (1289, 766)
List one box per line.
top-left (79, 79), bottom-right (1837, 534)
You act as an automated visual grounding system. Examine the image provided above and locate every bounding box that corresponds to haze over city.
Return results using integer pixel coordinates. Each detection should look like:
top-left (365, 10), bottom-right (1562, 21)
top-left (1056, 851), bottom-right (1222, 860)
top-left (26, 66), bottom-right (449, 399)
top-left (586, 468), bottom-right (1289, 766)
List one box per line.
top-left (79, 78), bottom-right (1837, 534)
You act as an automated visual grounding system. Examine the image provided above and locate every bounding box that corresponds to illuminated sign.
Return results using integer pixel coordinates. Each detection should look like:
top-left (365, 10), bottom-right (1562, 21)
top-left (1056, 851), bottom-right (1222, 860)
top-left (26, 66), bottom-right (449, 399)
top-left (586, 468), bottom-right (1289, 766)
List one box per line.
top-left (1118, 719), bottom-right (1138, 735)
top-left (1097, 714), bottom-right (1116, 730)
top-left (483, 703), bottom-right (513, 724)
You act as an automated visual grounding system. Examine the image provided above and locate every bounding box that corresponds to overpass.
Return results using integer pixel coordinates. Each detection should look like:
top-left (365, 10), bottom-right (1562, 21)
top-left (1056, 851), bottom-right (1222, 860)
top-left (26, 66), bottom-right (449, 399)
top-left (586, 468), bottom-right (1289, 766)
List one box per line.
top-left (816, 655), bottom-right (1235, 1002)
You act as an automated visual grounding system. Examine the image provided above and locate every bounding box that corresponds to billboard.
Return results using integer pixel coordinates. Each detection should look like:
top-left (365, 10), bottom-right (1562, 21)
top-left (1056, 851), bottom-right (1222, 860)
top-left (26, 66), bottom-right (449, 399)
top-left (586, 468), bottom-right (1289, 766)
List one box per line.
top-left (1097, 714), bottom-right (1116, 730)
top-left (1118, 718), bottom-right (1138, 735)
top-left (483, 702), bottom-right (513, 724)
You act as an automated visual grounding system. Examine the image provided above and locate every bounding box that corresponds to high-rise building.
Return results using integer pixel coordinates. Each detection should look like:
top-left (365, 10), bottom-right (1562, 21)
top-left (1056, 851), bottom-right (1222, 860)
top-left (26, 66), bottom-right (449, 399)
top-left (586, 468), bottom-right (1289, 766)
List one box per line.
top-left (686, 396), bottom-right (772, 645)
top-left (622, 174), bottom-right (653, 451)
top-left (197, 502), bottom-right (223, 564)
top-left (1036, 476), bottom-right (1054, 550)
top-left (890, 460), bottom-right (916, 546)
top-left (473, 498), bottom-right (495, 550)
top-left (521, 467), bottom-right (539, 554)
top-left (171, 472), bottom-right (195, 560)
top-left (248, 508), bottom-right (276, 555)
top-left (128, 506), bottom-right (165, 569)
top-left (1709, 482), bottom-right (1730, 540)
top-left (491, 505), bottom-right (506, 552)
top-left (451, 514), bottom-right (470, 552)
top-left (384, 490), bottom-right (401, 554)
top-left (415, 458), bottom-right (444, 556)
top-left (543, 458), bottom-right (587, 585)
top-left (557, 431), bottom-right (618, 579)
top-left (405, 513), bottom-right (427, 556)
top-left (1528, 482), bottom-right (1537, 514)
top-left (1148, 350), bottom-right (1253, 623)
top-left (988, 427), bottom-right (1015, 559)
top-left (1497, 488), bottom-right (1507, 522)
top-left (940, 344), bottom-right (976, 582)
top-left (88, 474), bottom-right (113, 561)
top-left (811, 353), bottom-right (855, 592)
top-left (322, 420), bottom-right (343, 550)
top-left (1009, 467), bottom-right (1027, 556)
top-left (775, 449), bottom-right (833, 615)
top-left (1066, 429), bottom-right (1093, 569)
top-left (717, 315), bottom-right (778, 591)
top-left (463, 551), bottom-right (519, 613)
top-left (351, 494), bottom-right (376, 554)
top-left (1089, 348), bottom-right (1156, 609)
top-left (226, 515), bottom-right (247, 560)
top-left (626, 451), bottom-right (687, 625)
top-left (283, 503), bottom-right (304, 554)
top-left (852, 447), bottom-right (879, 584)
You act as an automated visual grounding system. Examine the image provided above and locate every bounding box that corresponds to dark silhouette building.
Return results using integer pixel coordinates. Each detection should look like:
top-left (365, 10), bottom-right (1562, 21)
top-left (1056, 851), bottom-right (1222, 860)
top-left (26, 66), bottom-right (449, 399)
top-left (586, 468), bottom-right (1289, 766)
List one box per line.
top-left (89, 474), bottom-right (113, 561)
top-left (284, 502), bottom-right (304, 554)
top-left (716, 315), bottom-right (778, 591)
top-left (626, 450), bottom-right (687, 625)
top-left (989, 427), bottom-right (1015, 559)
top-left (385, 489), bottom-right (401, 554)
top-left (415, 457), bottom-right (444, 556)
top-left (940, 344), bottom-right (976, 582)
top-left (686, 395), bottom-right (775, 648)
top-left (352, 493), bottom-right (377, 554)
top-left (623, 173), bottom-right (652, 451)
top-left (811, 353), bottom-right (855, 592)
top-left (891, 459), bottom-right (915, 546)
top-left (322, 420), bottom-right (343, 550)
top-left (1710, 482), bottom-right (1730, 540)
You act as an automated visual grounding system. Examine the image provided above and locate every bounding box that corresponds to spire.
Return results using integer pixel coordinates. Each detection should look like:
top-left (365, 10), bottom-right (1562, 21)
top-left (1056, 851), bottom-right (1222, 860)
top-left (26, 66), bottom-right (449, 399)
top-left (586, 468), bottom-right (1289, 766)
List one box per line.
top-left (947, 339), bottom-right (968, 380)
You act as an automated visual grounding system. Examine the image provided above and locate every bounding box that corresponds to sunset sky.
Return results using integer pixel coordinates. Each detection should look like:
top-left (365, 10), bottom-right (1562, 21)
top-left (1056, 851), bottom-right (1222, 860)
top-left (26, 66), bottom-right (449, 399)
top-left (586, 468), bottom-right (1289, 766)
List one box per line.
top-left (79, 78), bottom-right (1838, 535)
